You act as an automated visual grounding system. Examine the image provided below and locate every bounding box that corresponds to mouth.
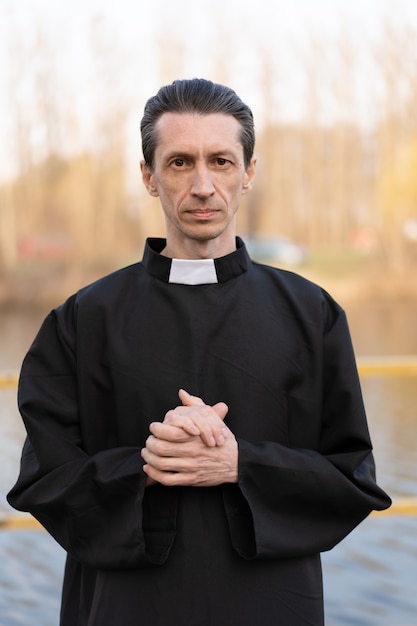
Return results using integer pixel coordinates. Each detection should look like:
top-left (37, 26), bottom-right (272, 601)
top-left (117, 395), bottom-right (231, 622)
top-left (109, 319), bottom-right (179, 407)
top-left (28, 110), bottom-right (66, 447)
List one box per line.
top-left (187, 209), bottom-right (219, 220)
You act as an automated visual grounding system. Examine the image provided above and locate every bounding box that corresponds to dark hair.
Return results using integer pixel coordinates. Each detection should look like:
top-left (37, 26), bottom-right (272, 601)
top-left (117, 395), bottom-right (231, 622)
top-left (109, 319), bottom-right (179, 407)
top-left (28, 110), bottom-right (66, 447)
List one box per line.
top-left (140, 78), bottom-right (255, 170)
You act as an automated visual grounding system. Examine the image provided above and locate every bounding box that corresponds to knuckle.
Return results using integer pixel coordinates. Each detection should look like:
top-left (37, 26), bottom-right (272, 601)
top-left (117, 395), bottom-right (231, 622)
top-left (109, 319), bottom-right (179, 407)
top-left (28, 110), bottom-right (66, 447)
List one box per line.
top-left (154, 440), bottom-right (167, 455)
top-left (150, 454), bottom-right (170, 471)
top-left (160, 471), bottom-right (179, 486)
top-left (164, 410), bottom-right (176, 423)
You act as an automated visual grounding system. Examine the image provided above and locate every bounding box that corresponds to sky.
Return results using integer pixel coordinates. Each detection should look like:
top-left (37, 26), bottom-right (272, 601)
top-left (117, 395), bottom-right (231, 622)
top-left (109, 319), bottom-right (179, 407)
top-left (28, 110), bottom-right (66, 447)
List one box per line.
top-left (1, 0), bottom-right (417, 181)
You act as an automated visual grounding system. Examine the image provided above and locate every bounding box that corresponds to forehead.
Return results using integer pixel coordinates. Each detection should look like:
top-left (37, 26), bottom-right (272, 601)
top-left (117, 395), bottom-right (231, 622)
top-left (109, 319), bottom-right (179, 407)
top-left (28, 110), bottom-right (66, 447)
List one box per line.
top-left (154, 112), bottom-right (243, 156)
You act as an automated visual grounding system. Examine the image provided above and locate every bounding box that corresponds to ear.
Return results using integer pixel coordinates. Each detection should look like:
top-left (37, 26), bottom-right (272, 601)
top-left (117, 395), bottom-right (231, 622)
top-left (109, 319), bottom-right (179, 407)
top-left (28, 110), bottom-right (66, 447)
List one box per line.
top-left (242, 156), bottom-right (256, 195)
top-left (140, 160), bottom-right (159, 197)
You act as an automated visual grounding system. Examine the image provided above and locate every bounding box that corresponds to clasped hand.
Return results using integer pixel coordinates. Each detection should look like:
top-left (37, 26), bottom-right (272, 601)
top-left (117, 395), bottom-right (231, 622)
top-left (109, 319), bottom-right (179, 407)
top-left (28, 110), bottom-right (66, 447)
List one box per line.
top-left (141, 389), bottom-right (238, 487)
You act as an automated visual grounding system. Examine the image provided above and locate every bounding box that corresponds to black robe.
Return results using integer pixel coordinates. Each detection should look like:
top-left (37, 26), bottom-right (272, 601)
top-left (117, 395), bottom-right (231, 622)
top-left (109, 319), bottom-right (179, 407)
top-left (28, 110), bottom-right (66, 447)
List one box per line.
top-left (8, 238), bottom-right (391, 626)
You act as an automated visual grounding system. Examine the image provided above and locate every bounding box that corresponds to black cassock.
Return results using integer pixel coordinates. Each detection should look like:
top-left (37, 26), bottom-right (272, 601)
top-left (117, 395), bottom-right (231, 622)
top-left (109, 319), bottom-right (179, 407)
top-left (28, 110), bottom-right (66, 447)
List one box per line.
top-left (8, 238), bottom-right (391, 626)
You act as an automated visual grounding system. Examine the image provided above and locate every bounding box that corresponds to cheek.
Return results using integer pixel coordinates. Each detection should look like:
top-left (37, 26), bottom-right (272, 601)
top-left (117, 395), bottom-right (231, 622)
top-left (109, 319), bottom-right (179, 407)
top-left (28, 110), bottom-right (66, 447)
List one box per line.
top-left (159, 188), bottom-right (186, 215)
top-left (228, 181), bottom-right (247, 202)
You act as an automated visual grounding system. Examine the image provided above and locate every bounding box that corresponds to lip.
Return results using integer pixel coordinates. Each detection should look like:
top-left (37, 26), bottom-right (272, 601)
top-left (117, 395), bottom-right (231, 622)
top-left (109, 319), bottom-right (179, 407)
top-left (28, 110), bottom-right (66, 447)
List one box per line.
top-left (187, 209), bottom-right (219, 219)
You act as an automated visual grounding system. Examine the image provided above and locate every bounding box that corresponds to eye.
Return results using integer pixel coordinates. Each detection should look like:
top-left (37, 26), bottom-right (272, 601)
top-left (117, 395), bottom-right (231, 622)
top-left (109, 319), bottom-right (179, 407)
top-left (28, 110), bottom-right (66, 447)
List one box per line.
top-left (172, 158), bottom-right (185, 167)
top-left (213, 157), bottom-right (233, 169)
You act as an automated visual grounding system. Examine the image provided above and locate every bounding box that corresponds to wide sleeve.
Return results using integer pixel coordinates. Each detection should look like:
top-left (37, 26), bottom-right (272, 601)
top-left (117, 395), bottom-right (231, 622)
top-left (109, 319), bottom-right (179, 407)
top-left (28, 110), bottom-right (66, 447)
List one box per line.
top-left (223, 297), bottom-right (391, 560)
top-left (7, 305), bottom-right (177, 570)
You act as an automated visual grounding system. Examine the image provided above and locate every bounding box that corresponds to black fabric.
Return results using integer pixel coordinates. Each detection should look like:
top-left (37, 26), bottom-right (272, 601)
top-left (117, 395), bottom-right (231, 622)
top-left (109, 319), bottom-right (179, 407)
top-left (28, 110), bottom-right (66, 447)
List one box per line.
top-left (8, 238), bottom-right (391, 626)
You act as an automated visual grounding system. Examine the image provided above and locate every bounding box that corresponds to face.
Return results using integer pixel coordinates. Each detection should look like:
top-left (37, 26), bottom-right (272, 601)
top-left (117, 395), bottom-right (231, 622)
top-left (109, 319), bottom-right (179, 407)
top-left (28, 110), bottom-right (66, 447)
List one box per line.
top-left (141, 112), bottom-right (256, 258)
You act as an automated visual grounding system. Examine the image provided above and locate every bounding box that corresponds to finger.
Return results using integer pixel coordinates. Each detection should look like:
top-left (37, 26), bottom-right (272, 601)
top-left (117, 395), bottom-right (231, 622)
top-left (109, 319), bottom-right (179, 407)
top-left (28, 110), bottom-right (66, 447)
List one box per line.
top-left (179, 405), bottom-right (223, 448)
top-left (179, 390), bottom-right (228, 422)
top-left (178, 390), bottom-right (229, 446)
top-left (143, 434), bottom-right (191, 458)
top-left (141, 445), bottom-right (195, 472)
top-left (178, 388), bottom-right (205, 406)
top-left (162, 411), bottom-right (201, 437)
top-left (142, 435), bottom-right (238, 487)
top-left (191, 403), bottom-right (228, 446)
top-left (149, 421), bottom-right (198, 442)
top-left (142, 464), bottom-right (193, 487)
top-left (212, 402), bottom-right (229, 421)
top-left (164, 407), bottom-right (217, 447)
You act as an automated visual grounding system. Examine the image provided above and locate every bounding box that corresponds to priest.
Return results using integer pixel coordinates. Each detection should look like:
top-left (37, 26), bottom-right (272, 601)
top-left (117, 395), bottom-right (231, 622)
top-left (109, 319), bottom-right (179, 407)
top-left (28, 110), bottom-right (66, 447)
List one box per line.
top-left (8, 78), bottom-right (391, 626)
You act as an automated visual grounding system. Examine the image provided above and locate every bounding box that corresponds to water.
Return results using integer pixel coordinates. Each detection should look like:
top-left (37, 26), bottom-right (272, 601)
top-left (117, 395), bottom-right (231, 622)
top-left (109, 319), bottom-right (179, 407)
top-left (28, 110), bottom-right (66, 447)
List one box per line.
top-left (323, 375), bottom-right (417, 626)
top-left (1, 302), bottom-right (416, 626)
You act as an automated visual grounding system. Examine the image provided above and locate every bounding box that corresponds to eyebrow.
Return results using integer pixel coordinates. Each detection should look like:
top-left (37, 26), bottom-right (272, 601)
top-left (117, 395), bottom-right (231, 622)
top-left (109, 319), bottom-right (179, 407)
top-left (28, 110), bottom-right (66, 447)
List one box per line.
top-left (164, 149), bottom-right (237, 162)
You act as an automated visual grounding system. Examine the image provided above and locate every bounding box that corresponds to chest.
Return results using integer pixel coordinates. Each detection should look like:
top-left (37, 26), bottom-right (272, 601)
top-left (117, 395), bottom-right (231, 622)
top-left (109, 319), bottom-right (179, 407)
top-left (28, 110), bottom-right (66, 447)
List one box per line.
top-left (78, 282), bottom-right (323, 449)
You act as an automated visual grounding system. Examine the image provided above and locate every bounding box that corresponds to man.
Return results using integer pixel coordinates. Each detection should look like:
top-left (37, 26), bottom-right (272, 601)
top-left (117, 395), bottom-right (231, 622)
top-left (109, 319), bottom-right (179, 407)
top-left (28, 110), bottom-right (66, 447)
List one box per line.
top-left (8, 78), bottom-right (391, 625)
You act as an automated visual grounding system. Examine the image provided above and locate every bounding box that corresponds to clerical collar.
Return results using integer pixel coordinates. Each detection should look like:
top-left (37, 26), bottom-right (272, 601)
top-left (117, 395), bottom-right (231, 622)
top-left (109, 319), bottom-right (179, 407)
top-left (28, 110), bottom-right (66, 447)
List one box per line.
top-left (142, 237), bottom-right (250, 284)
top-left (169, 258), bottom-right (217, 285)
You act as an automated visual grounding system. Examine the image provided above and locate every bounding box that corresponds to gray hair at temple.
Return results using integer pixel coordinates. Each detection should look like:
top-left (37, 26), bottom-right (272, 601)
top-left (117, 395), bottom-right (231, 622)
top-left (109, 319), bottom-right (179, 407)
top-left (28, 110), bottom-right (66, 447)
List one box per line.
top-left (140, 78), bottom-right (255, 171)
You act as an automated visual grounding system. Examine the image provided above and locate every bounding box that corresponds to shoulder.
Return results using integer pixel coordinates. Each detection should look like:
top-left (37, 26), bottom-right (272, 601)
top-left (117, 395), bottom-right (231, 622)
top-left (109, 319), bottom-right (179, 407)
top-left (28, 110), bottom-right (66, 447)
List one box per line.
top-left (249, 261), bottom-right (344, 329)
top-left (78, 262), bottom-right (143, 302)
top-left (250, 260), bottom-right (326, 299)
top-left (52, 262), bottom-right (144, 325)
top-left (74, 262), bottom-right (143, 304)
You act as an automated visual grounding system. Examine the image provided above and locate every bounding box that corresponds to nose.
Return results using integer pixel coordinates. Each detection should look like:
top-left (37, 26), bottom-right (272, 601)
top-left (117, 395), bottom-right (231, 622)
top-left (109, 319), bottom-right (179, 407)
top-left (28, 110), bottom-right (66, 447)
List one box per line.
top-left (190, 164), bottom-right (215, 198)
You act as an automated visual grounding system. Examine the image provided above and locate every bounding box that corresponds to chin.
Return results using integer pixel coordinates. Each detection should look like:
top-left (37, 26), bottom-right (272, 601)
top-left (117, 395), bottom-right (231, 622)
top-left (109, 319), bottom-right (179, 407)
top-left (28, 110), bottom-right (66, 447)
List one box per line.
top-left (188, 227), bottom-right (227, 242)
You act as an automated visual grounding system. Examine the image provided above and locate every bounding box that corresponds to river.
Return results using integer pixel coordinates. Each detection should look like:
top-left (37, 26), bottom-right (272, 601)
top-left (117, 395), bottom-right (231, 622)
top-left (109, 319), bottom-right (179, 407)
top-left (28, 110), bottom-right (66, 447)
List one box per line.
top-left (1, 300), bottom-right (416, 626)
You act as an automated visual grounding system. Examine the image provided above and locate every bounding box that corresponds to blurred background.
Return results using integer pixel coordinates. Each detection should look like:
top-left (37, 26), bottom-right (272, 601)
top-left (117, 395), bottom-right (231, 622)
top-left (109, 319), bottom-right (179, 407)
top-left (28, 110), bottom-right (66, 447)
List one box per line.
top-left (0, 0), bottom-right (417, 304)
top-left (0, 1), bottom-right (416, 625)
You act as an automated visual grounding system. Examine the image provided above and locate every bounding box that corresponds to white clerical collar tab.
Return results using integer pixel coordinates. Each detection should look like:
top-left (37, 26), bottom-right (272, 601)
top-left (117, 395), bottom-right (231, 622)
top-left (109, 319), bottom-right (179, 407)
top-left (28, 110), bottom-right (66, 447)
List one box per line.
top-left (169, 258), bottom-right (218, 285)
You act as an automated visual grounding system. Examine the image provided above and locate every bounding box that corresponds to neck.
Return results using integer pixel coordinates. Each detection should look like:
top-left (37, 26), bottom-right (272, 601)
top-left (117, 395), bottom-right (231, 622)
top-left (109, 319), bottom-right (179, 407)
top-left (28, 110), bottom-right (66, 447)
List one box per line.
top-left (162, 234), bottom-right (237, 260)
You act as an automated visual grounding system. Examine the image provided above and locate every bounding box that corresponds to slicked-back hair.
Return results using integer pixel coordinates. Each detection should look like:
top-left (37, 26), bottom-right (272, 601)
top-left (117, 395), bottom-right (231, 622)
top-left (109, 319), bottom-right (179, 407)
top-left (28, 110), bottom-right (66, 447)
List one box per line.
top-left (140, 78), bottom-right (255, 170)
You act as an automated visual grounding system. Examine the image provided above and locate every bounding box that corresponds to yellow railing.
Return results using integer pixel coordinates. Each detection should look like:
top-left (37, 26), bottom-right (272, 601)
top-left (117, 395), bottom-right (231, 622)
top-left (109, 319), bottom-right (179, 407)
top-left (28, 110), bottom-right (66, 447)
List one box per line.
top-left (0, 497), bottom-right (416, 531)
top-left (356, 355), bottom-right (417, 377)
top-left (1, 356), bottom-right (417, 389)
top-left (1, 358), bottom-right (416, 526)
top-left (371, 497), bottom-right (417, 517)
top-left (0, 371), bottom-right (19, 389)
top-left (0, 514), bottom-right (43, 530)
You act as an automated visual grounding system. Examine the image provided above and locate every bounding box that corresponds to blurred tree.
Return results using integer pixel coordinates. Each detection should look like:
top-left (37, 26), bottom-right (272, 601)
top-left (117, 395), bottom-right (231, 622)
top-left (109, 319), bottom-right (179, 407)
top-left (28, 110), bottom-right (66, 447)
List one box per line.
top-left (0, 183), bottom-right (17, 273)
top-left (2, 16), bottom-right (417, 302)
top-left (374, 23), bottom-right (417, 269)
